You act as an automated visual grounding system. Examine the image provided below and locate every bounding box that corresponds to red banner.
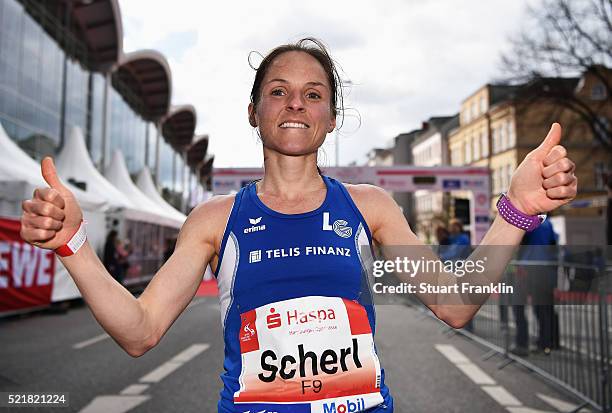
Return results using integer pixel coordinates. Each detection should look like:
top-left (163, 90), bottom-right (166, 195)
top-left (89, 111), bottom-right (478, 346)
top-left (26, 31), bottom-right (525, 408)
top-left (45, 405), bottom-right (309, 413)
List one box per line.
top-left (0, 217), bottom-right (55, 313)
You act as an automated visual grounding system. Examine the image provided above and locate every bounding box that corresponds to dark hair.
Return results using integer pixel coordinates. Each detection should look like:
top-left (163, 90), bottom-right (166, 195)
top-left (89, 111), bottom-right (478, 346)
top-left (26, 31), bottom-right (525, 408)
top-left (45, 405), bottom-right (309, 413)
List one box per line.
top-left (249, 37), bottom-right (344, 127)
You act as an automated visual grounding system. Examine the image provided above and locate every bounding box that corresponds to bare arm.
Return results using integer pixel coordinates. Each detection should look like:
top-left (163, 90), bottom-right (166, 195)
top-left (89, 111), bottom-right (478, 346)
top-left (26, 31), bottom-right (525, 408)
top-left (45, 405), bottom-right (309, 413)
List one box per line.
top-left (349, 123), bottom-right (577, 328)
top-left (20, 157), bottom-right (233, 356)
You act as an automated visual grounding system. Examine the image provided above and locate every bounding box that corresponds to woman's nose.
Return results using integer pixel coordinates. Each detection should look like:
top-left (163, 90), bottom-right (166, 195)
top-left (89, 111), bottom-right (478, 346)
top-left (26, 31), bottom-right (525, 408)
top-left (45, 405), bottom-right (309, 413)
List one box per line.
top-left (286, 91), bottom-right (305, 111)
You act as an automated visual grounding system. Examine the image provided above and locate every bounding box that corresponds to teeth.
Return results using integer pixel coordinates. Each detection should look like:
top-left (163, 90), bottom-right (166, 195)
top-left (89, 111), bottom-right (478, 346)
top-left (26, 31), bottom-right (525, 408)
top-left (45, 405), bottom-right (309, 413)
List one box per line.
top-left (280, 122), bottom-right (308, 129)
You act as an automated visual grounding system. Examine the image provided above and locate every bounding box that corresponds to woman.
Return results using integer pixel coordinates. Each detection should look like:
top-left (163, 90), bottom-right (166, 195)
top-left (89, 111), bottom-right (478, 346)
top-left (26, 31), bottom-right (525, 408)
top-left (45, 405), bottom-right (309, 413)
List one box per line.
top-left (19, 38), bottom-right (577, 412)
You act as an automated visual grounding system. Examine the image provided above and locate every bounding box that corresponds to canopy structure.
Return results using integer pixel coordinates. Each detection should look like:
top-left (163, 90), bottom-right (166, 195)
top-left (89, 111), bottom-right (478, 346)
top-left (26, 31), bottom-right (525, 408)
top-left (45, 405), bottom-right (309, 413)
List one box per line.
top-left (199, 155), bottom-right (215, 183)
top-left (136, 167), bottom-right (187, 222)
top-left (161, 105), bottom-right (196, 151)
top-left (105, 150), bottom-right (184, 228)
top-left (55, 127), bottom-right (133, 209)
top-left (23, 0), bottom-right (123, 72)
top-left (187, 135), bottom-right (208, 171)
top-left (0, 123), bottom-right (106, 212)
top-left (112, 50), bottom-right (172, 122)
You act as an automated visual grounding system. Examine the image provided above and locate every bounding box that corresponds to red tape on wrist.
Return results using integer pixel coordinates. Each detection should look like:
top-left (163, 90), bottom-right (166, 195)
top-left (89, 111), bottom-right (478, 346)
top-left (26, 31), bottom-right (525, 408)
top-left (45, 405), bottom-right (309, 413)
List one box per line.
top-left (55, 220), bottom-right (87, 257)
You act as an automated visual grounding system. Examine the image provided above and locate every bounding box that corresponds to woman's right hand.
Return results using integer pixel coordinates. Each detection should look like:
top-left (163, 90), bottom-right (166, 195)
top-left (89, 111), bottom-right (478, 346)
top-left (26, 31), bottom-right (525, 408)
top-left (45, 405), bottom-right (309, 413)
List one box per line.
top-left (20, 157), bottom-right (84, 250)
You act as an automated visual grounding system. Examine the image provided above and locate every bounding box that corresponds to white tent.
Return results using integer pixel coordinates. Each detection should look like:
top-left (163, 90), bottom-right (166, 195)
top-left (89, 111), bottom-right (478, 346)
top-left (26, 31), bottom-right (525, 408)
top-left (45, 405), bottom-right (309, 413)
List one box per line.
top-left (55, 127), bottom-right (133, 210)
top-left (105, 150), bottom-right (184, 229)
top-left (0, 123), bottom-right (107, 303)
top-left (0, 123), bottom-right (107, 212)
top-left (136, 166), bottom-right (187, 222)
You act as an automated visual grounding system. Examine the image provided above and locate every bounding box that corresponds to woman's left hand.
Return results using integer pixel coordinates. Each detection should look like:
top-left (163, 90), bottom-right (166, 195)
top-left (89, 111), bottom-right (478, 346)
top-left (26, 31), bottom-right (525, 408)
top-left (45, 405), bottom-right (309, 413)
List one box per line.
top-left (507, 123), bottom-right (577, 215)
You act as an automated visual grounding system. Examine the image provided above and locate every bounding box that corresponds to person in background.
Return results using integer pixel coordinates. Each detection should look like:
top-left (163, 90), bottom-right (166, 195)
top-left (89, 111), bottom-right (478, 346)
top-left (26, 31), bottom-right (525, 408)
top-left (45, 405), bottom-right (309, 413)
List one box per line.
top-left (513, 219), bottom-right (558, 356)
top-left (103, 230), bottom-right (119, 281)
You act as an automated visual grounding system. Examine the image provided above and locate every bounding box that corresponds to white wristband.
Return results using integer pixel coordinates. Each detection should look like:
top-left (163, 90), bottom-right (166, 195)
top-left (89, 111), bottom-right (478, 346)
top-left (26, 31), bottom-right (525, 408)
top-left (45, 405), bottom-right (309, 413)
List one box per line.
top-left (55, 220), bottom-right (87, 257)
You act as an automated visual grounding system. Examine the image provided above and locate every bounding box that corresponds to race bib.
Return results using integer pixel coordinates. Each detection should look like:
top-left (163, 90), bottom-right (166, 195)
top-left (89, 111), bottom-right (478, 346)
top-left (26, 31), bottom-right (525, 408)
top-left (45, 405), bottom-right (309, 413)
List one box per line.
top-left (234, 296), bottom-right (384, 412)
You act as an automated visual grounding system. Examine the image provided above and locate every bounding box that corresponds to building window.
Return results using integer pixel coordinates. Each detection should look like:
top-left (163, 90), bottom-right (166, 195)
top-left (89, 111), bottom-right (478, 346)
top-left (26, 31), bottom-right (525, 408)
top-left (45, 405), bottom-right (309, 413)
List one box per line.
top-left (479, 96), bottom-right (486, 113)
top-left (473, 136), bottom-right (480, 160)
top-left (481, 131), bottom-right (488, 157)
top-left (451, 147), bottom-right (461, 165)
top-left (493, 168), bottom-right (499, 194)
top-left (464, 140), bottom-right (472, 164)
top-left (594, 161), bottom-right (611, 189)
top-left (500, 122), bottom-right (507, 151)
top-left (492, 127), bottom-right (498, 153)
top-left (508, 120), bottom-right (515, 147)
top-left (505, 164), bottom-right (513, 191)
top-left (464, 109), bottom-right (470, 124)
top-left (591, 82), bottom-right (606, 100)
top-left (471, 102), bottom-right (478, 119)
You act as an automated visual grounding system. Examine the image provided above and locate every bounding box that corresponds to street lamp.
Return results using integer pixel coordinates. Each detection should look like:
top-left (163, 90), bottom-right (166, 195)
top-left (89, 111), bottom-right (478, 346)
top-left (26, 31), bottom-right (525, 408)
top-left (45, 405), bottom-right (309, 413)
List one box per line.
top-left (336, 79), bottom-right (353, 167)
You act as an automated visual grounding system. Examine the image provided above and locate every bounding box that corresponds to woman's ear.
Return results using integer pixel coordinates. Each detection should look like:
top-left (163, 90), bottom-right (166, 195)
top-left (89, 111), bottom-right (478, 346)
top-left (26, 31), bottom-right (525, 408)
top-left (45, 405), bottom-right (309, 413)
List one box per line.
top-left (328, 116), bottom-right (337, 133)
top-left (248, 102), bottom-right (257, 127)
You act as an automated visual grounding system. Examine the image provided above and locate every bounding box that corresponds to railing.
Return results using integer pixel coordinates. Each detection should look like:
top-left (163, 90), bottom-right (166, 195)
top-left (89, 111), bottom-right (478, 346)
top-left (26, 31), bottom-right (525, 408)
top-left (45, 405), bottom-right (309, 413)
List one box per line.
top-left (409, 259), bottom-right (611, 412)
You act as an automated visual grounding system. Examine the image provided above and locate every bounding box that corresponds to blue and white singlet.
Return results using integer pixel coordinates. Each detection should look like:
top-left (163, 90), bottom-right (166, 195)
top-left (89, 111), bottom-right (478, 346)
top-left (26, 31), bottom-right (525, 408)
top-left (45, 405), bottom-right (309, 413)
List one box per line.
top-left (215, 175), bottom-right (393, 413)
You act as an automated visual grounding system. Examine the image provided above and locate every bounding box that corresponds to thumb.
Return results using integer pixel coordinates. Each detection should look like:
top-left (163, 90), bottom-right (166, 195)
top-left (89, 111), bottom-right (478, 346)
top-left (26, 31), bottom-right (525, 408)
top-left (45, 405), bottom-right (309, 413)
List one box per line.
top-left (535, 123), bottom-right (562, 156)
top-left (41, 157), bottom-right (66, 190)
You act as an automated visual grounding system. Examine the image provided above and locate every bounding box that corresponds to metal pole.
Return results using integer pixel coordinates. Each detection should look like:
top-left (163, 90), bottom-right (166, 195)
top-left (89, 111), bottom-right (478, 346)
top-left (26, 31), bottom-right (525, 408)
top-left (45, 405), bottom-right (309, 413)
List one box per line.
top-left (99, 72), bottom-right (110, 173)
top-left (58, 2), bottom-right (71, 150)
top-left (154, 124), bottom-right (161, 187)
top-left (335, 129), bottom-right (339, 166)
top-left (144, 122), bottom-right (150, 168)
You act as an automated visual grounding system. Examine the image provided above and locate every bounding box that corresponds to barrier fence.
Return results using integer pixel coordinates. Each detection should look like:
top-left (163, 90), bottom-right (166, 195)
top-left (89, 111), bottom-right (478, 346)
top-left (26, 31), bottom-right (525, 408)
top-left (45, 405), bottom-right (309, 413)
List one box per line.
top-left (404, 258), bottom-right (611, 412)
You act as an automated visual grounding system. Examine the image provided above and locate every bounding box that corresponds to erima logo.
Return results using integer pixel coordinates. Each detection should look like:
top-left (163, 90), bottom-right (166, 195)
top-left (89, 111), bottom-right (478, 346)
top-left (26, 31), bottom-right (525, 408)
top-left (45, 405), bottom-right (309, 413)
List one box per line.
top-left (244, 217), bottom-right (266, 234)
top-left (323, 212), bottom-right (352, 238)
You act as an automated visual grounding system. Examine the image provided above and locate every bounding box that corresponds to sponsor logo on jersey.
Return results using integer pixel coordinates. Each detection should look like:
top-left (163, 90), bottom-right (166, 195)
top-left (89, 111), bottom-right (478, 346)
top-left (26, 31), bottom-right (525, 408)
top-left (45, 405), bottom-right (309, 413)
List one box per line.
top-left (265, 306), bottom-right (337, 329)
top-left (323, 397), bottom-right (366, 413)
top-left (323, 212), bottom-right (352, 238)
top-left (245, 217), bottom-right (266, 234)
top-left (249, 250), bottom-right (262, 263)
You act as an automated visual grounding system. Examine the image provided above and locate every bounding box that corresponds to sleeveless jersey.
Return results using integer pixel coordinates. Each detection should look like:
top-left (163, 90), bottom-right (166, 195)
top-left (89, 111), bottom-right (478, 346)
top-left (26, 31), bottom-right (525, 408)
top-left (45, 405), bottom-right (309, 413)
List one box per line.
top-left (215, 175), bottom-right (393, 413)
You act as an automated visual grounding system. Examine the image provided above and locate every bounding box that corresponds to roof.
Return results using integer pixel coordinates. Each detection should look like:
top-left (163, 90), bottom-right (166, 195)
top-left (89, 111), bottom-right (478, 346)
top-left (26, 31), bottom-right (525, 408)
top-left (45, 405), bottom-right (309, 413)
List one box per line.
top-left (199, 155), bottom-right (215, 180)
top-left (187, 135), bottom-right (209, 169)
top-left (411, 115), bottom-right (457, 146)
top-left (23, 0), bottom-right (123, 72)
top-left (161, 105), bottom-right (197, 151)
top-left (112, 50), bottom-right (172, 122)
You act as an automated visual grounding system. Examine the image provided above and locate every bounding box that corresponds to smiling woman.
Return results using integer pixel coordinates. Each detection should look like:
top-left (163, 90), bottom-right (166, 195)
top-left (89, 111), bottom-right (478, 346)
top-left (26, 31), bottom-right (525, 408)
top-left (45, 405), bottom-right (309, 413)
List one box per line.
top-left (20, 36), bottom-right (577, 413)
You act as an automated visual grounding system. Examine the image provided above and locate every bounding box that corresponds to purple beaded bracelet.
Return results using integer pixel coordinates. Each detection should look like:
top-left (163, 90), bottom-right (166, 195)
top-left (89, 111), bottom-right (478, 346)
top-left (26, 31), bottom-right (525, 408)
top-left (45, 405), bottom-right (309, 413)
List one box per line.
top-left (496, 193), bottom-right (546, 232)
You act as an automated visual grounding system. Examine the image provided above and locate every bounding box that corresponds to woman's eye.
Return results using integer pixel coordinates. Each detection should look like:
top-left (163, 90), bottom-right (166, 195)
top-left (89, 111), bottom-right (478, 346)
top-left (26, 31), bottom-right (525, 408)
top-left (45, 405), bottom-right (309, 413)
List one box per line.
top-left (271, 89), bottom-right (285, 96)
top-left (307, 92), bottom-right (321, 99)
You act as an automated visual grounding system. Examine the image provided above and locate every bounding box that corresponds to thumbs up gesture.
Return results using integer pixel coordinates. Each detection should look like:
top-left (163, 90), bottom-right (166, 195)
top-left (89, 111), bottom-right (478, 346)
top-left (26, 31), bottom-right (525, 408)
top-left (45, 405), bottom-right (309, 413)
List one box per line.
top-left (507, 123), bottom-right (577, 216)
top-left (20, 157), bottom-right (83, 250)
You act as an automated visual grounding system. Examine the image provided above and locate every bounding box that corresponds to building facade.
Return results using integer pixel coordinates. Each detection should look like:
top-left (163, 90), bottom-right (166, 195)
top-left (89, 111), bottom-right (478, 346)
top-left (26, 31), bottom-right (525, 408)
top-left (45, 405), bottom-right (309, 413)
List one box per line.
top-left (411, 116), bottom-right (458, 242)
top-left (0, 0), bottom-right (209, 212)
top-left (448, 70), bottom-right (611, 245)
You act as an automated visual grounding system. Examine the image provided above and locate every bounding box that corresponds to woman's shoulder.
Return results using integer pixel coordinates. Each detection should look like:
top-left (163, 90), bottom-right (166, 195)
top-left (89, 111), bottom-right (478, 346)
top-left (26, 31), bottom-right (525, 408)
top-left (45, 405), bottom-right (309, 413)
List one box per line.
top-left (181, 194), bottom-right (237, 244)
top-left (340, 182), bottom-right (398, 226)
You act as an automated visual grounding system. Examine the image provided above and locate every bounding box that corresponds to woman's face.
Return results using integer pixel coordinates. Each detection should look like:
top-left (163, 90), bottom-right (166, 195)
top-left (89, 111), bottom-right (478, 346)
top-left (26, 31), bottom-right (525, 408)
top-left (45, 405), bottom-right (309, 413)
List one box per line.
top-left (249, 51), bottom-right (336, 156)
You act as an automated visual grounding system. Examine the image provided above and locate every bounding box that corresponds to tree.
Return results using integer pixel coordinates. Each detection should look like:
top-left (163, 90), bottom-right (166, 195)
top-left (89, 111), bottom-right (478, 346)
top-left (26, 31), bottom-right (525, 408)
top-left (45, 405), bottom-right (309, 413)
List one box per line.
top-left (500, 0), bottom-right (612, 149)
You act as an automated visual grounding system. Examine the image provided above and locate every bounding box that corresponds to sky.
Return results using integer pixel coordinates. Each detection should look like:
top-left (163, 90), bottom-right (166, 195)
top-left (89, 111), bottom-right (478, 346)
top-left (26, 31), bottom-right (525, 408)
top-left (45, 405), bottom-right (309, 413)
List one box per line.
top-left (119, 0), bottom-right (534, 168)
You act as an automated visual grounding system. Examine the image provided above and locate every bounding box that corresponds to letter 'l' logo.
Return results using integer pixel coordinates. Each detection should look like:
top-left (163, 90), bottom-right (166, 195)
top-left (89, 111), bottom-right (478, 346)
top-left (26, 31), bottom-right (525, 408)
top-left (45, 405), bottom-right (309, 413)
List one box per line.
top-left (322, 212), bottom-right (333, 231)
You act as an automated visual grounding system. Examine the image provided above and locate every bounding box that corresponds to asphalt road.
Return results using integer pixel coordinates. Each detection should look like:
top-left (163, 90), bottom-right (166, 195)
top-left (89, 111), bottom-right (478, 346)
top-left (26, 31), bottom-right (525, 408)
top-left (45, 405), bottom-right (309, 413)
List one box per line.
top-left (0, 297), bottom-right (594, 413)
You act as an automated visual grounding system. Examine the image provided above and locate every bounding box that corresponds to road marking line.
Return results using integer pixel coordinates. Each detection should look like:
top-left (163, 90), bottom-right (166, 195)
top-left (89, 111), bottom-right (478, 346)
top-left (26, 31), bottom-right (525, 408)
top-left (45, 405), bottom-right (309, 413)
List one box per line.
top-left (481, 385), bottom-right (522, 406)
top-left (435, 344), bottom-right (470, 364)
top-left (537, 393), bottom-right (592, 412)
top-left (171, 343), bottom-right (210, 363)
top-left (139, 361), bottom-right (183, 383)
top-left (73, 333), bottom-right (110, 349)
top-left (120, 384), bottom-right (149, 395)
top-left (79, 343), bottom-right (210, 412)
top-left (455, 363), bottom-right (496, 385)
top-left (506, 407), bottom-right (554, 413)
top-left (79, 395), bottom-right (149, 413)
top-left (139, 343), bottom-right (210, 383)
